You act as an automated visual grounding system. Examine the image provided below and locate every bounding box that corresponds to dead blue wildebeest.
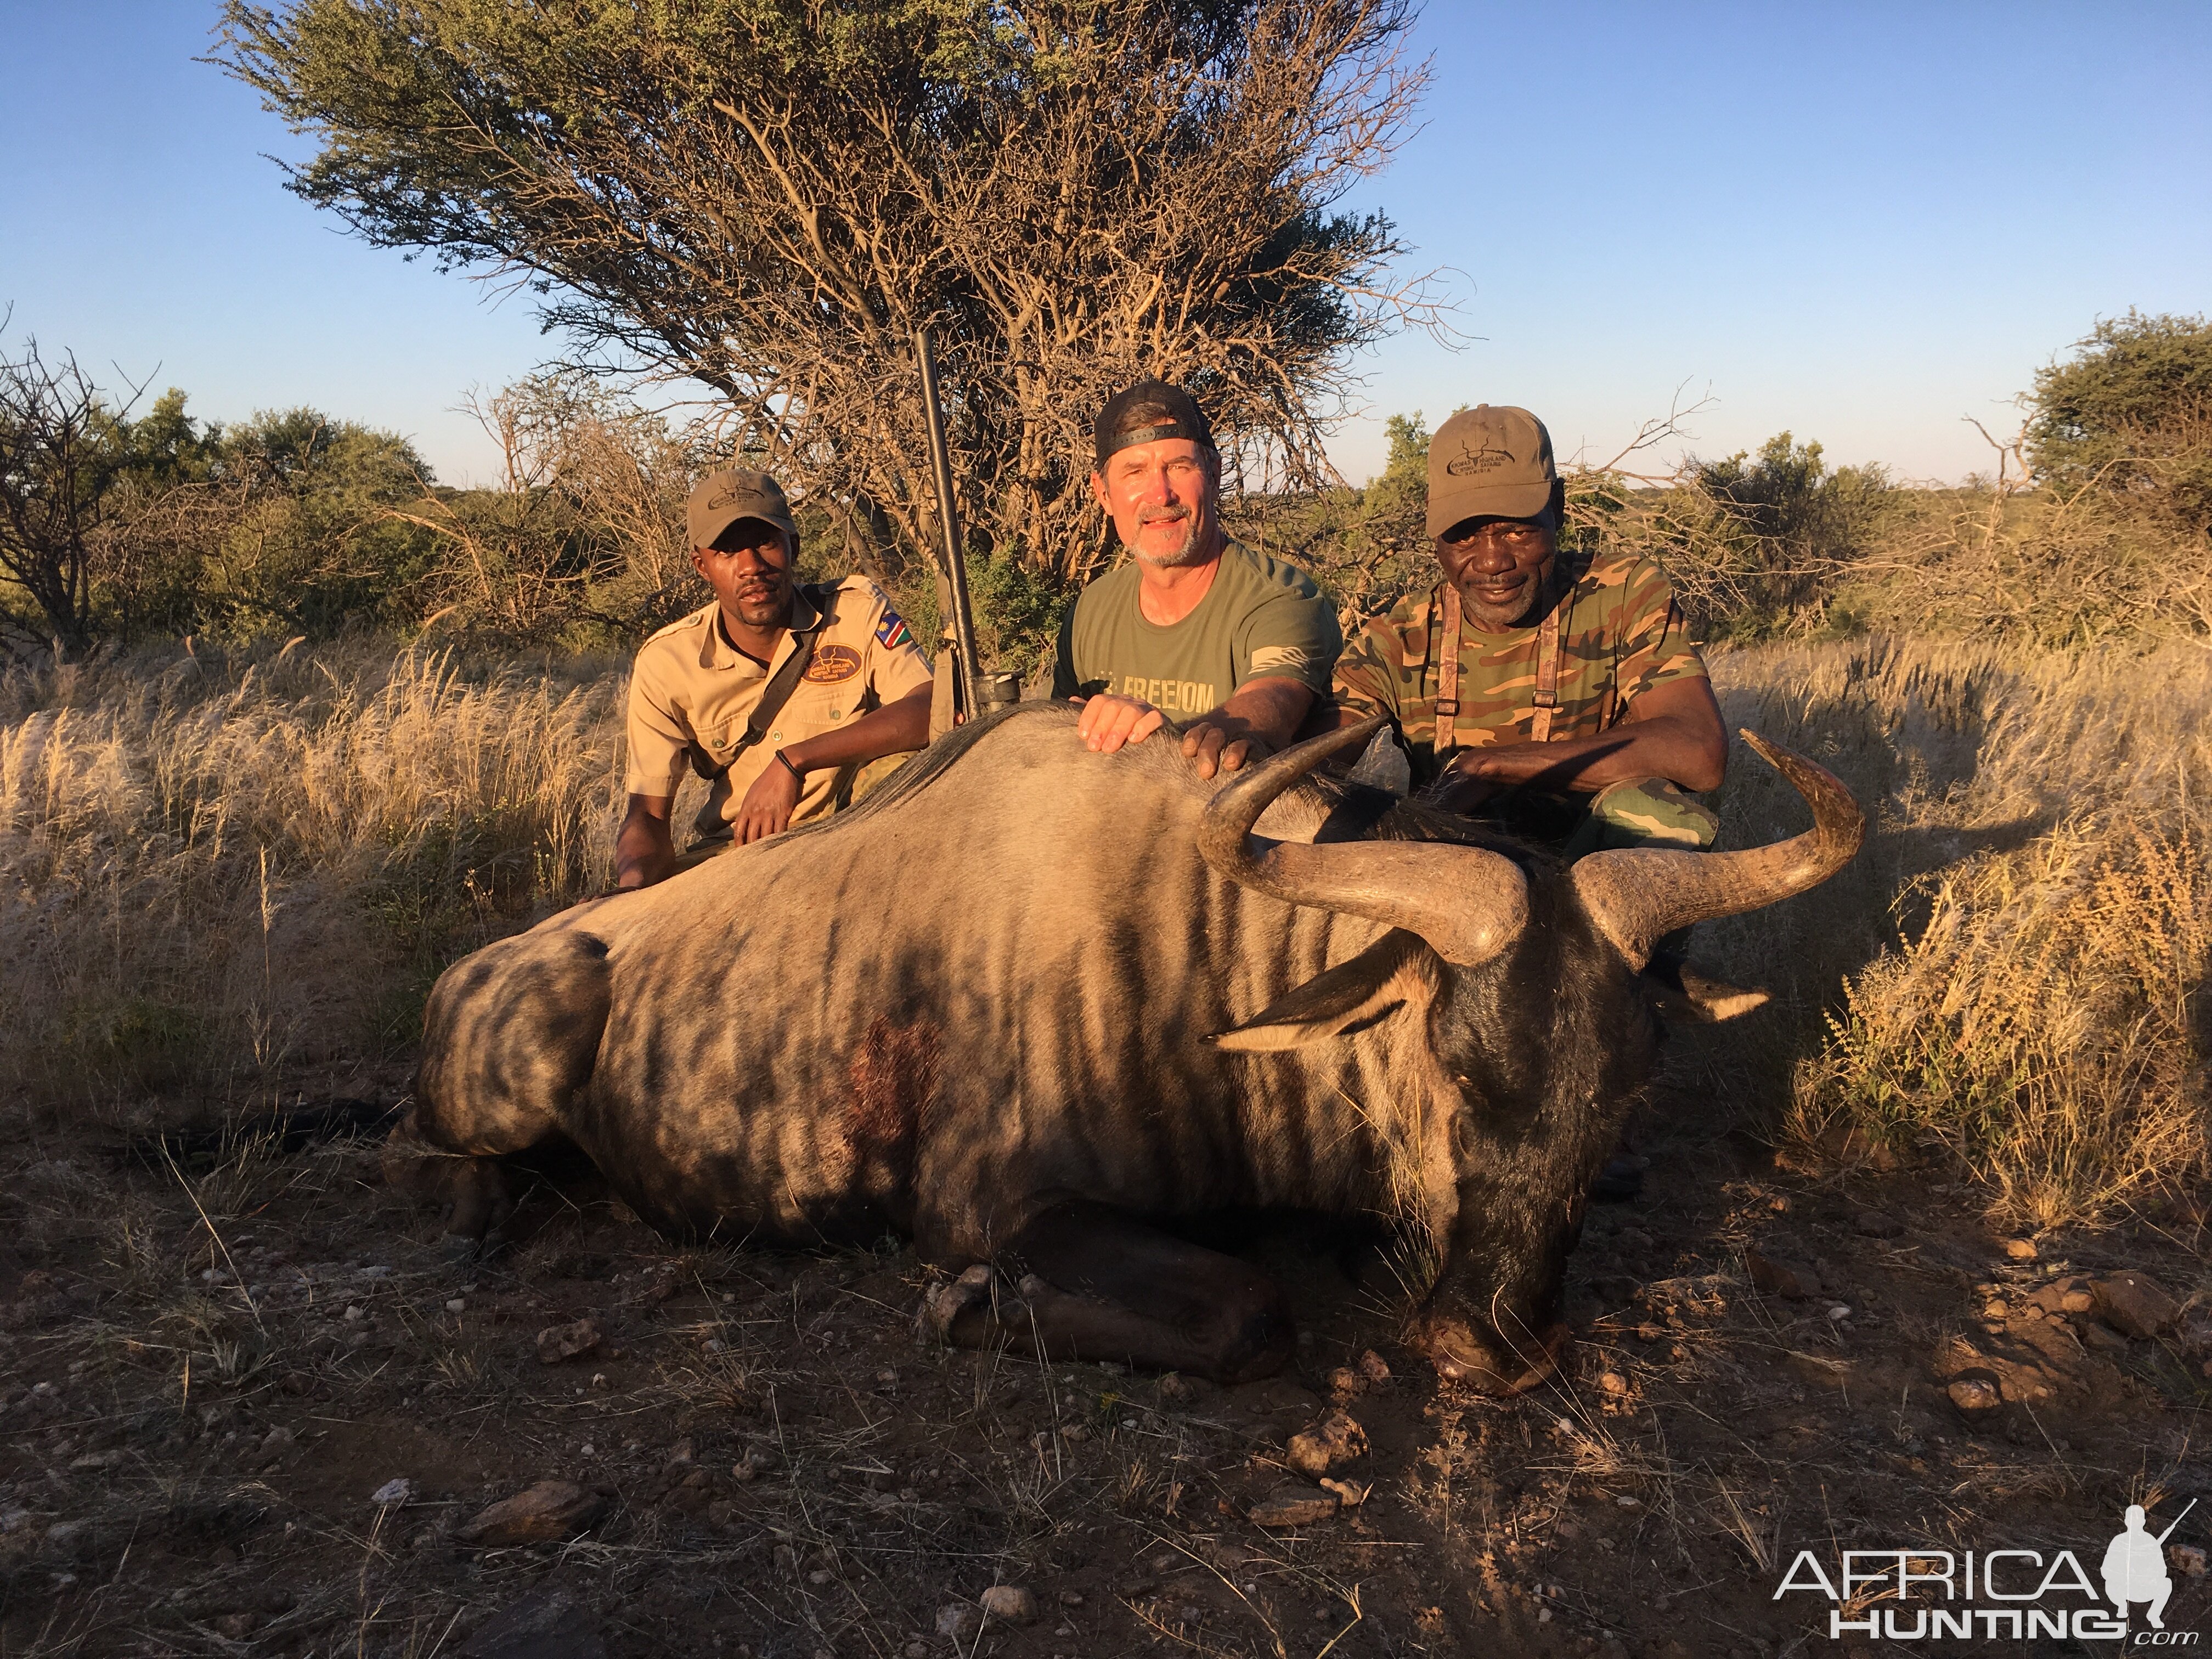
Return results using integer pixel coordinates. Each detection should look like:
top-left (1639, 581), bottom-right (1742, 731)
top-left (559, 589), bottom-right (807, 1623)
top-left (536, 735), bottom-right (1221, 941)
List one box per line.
top-left (394, 709), bottom-right (1859, 1391)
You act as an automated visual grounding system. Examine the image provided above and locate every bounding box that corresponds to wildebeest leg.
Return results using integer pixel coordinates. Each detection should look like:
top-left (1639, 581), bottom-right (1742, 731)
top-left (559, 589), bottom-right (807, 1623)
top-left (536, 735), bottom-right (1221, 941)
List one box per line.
top-left (927, 1200), bottom-right (1295, 1385)
top-left (380, 1128), bottom-right (519, 1244)
top-left (399, 927), bottom-right (613, 1243)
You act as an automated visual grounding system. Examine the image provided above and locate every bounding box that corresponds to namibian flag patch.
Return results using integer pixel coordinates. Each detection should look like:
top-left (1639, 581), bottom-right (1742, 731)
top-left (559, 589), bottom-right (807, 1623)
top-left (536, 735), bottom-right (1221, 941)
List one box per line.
top-left (876, 608), bottom-right (913, 651)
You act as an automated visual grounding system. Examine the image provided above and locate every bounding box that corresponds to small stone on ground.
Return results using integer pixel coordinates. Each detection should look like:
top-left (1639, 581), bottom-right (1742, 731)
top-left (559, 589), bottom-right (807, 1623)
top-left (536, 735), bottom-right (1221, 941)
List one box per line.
top-left (1746, 1249), bottom-right (1821, 1300)
top-left (980, 1585), bottom-right (1037, 1624)
top-left (458, 1584), bottom-right (608, 1659)
top-left (536, 1317), bottom-right (602, 1364)
top-left (1249, 1487), bottom-right (1339, 1528)
top-left (935, 1603), bottom-right (982, 1640)
top-left (2094, 1271), bottom-right (2180, 1338)
top-left (456, 1481), bottom-right (607, 1547)
top-left (1287, 1408), bottom-right (1369, 1478)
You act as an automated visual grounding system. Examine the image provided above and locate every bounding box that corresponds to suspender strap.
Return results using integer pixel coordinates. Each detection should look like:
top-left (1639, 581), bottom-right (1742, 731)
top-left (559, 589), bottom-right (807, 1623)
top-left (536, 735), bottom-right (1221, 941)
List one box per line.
top-left (1435, 584), bottom-right (1462, 757)
top-left (1530, 598), bottom-right (1564, 744)
top-left (1432, 578), bottom-right (1568, 757)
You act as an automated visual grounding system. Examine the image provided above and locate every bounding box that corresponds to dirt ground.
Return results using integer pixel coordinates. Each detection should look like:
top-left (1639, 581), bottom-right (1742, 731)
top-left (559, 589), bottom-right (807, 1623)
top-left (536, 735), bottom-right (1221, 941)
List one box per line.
top-left (3, 1053), bottom-right (2209, 1659)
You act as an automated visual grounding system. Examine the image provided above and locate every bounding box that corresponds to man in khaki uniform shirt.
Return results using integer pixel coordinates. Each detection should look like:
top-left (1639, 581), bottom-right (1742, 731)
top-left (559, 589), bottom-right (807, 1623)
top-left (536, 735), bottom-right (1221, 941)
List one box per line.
top-left (614, 469), bottom-right (934, 888)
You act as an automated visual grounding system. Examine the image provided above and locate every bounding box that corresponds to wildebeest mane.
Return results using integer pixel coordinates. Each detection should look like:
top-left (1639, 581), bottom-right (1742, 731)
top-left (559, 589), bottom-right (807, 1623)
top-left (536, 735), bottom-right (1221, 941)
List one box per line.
top-left (783, 700), bottom-right (1567, 881)
top-left (775, 699), bottom-right (1049, 844)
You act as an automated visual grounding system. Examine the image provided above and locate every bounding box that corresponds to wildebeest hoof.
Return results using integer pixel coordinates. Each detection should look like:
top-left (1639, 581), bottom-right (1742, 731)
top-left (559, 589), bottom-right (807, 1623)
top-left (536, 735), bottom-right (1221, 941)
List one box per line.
top-left (437, 1228), bottom-right (511, 1268)
top-left (920, 1264), bottom-right (1000, 1344)
top-left (1416, 1314), bottom-right (1571, 1395)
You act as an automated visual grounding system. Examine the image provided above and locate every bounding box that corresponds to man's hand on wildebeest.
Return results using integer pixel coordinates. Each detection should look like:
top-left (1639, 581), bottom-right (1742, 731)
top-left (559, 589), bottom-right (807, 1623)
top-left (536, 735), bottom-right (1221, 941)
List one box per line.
top-left (1074, 675), bottom-right (1314, 780)
top-left (1428, 675), bottom-right (1729, 812)
top-left (731, 752), bottom-right (804, 845)
top-left (1073, 690), bottom-right (1166, 754)
top-left (1072, 693), bottom-right (1267, 780)
top-left (613, 793), bottom-right (678, 890)
top-left (1180, 675), bottom-right (1315, 780)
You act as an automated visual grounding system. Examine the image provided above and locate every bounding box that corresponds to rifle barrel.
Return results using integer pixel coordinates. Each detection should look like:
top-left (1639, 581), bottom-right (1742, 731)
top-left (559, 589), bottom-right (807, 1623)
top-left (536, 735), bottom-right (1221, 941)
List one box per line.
top-left (914, 326), bottom-right (984, 719)
top-left (2155, 1498), bottom-right (2197, 1546)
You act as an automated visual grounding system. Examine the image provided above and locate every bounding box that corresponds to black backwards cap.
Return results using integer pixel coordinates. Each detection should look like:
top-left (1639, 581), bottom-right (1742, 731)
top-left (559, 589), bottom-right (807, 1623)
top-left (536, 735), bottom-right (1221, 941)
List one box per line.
top-left (1094, 379), bottom-right (1215, 466)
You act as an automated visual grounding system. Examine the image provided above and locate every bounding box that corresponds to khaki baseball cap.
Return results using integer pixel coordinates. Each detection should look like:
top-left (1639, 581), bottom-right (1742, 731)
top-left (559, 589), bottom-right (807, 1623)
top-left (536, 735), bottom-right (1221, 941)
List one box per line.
top-left (1426, 405), bottom-right (1557, 538)
top-left (687, 467), bottom-right (797, 551)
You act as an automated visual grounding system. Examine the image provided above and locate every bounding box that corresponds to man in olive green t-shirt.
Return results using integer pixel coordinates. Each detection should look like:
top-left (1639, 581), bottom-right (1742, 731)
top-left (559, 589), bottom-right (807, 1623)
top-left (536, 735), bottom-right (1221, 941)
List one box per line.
top-left (1051, 380), bottom-right (1341, 777)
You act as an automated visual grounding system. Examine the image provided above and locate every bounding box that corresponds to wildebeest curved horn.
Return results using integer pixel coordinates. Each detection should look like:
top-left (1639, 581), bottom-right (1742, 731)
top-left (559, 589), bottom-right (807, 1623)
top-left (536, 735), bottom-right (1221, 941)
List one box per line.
top-left (1570, 730), bottom-right (1864, 971)
top-left (1197, 717), bottom-right (1530, 969)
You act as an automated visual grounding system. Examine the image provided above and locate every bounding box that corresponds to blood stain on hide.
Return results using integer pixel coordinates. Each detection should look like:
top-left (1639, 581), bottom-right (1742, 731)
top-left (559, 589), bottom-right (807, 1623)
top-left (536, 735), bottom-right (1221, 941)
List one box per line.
top-left (843, 1018), bottom-right (940, 1191)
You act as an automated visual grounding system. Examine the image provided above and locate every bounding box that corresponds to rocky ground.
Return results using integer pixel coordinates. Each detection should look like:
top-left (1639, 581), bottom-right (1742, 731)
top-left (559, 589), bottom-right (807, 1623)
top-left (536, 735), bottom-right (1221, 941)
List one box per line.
top-left (3, 1062), bottom-right (2209, 1659)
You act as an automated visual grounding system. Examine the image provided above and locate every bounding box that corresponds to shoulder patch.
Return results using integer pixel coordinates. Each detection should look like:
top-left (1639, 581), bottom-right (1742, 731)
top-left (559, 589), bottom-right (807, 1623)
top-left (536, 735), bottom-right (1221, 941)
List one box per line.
top-left (1250, 644), bottom-right (1322, 674)
top-left (875, 608), bottom-right (913, 652)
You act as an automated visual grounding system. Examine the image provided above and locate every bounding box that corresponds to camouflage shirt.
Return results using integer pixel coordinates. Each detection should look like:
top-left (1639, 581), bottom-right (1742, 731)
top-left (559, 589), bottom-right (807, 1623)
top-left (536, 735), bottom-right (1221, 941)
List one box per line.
top-left (1333, 550), bottom-right (1708, 788)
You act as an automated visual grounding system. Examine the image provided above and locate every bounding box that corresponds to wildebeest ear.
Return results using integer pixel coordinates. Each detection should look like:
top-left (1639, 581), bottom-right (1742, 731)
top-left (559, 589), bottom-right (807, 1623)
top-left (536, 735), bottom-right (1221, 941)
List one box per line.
top-left (1641, 959), bottom-right (1770, 1024)
top-left (1208, 931), bottom-right (1431, 1052)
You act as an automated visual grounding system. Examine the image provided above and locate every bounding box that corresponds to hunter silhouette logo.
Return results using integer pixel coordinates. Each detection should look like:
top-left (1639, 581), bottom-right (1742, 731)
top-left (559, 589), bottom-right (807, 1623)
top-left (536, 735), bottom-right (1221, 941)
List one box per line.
top-left (2107, 1502), bottom-right (2194, 1630)
top-left (1774, 1499), bottom-right (2200, 1643)
top-left (1444, 439), bottom-right (1514, 477)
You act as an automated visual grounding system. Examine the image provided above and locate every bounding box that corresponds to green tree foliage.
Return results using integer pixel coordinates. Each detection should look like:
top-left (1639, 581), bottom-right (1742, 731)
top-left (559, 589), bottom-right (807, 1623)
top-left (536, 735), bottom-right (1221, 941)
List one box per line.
top-left (1219, 411), bottom-right (1432, 630)
top-left (2029, 309), bottom-right (2212, 529)
top-left (106, 388), bottom-right (227, 488)
top-left (194, 408), bottom-right (441, 635)
top-left (1572, 433), bottom-right (1893, 642)
top-left (215, 0), bottom-right (1437, 662)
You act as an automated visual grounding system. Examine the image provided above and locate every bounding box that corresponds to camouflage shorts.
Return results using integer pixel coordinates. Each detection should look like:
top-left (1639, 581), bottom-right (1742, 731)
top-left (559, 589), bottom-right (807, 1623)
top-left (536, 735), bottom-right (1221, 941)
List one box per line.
top-left (1559, 777), bottom-right (1721, 859)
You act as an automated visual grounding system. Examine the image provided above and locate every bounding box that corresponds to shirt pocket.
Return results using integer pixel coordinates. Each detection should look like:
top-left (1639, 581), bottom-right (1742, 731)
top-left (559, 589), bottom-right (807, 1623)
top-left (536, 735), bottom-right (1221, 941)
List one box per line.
top-left (771, 678), bottom-right (857, 744)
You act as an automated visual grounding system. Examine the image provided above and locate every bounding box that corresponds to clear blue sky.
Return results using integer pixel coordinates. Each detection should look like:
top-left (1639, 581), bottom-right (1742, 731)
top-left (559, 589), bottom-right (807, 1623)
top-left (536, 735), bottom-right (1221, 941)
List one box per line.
top-left (3, 2), bottom-right (2207, 488)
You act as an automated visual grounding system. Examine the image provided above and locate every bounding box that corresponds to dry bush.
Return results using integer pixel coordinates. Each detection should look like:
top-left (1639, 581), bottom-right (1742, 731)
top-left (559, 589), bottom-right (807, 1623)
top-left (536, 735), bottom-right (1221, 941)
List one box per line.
top-left (0, 640), bottom-right (635, 1108)
top-left (1797, 821), bottom-right (2208, 1228)
top-left (1831, 477), bottom-right (2212, 646)
top-left (389, 378), bottom-right (714, 647)
top-left (1691, 636), bottom-right (2212, 1228)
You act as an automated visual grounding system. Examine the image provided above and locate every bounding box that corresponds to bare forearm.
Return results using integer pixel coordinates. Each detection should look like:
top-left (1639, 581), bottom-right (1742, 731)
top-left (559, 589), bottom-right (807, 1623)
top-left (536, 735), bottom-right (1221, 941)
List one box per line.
top-left (614, 795), bottom-right (676, 889)
top-left (1443, 676), bottom-right (1727, 799)
top-left (1213, 678), bottom-right (1316, 750)
top-left (1454, 719), bottom-right (1719, 793)
top-left (782, 685), bottom-right (932, 774)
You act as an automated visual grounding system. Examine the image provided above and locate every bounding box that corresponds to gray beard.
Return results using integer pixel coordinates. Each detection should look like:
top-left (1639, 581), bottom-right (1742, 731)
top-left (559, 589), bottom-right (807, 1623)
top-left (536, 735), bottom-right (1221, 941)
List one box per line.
top-left (1132, 514), bottom-right (1204, 568)
top-left (1458, 562), bottom-right (1553, 630)
top-left (1460, 587), bottom-right (1538, 630)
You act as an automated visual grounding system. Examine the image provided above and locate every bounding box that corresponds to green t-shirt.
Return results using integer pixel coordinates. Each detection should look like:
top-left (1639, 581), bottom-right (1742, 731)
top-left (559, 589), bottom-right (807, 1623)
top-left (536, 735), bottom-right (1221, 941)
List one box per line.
top-left (1049, 539), bottom-right (1341, 717)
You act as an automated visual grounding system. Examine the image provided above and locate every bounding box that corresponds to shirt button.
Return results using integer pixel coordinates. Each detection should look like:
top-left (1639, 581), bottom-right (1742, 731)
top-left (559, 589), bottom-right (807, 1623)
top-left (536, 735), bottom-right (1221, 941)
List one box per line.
top-left (770, 731), bottom-right (781, 741)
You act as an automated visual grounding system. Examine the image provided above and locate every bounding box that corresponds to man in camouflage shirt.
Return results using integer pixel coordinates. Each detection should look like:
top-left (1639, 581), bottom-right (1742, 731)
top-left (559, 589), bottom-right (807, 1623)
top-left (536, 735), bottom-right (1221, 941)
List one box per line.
top-left (1333, 404), bottom-right (1728, 857)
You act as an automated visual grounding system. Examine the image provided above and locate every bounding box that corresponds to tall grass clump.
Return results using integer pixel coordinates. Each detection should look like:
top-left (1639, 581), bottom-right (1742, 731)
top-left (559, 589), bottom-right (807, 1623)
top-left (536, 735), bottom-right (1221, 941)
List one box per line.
top-left (0, 640), bottom-right (629, 1109)
top-left (1692, 637), bottom-right (2212, 1228)
top-left (1801, 822), bottom-right (2208, 1227)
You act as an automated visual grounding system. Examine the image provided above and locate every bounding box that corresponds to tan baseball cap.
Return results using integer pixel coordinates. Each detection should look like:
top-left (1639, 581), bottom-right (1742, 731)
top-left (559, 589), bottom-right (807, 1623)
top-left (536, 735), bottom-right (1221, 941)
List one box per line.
top-left (1426, 405), bottom-right (1557, 537)
top-left (687, 467), bottom-right (797, 551)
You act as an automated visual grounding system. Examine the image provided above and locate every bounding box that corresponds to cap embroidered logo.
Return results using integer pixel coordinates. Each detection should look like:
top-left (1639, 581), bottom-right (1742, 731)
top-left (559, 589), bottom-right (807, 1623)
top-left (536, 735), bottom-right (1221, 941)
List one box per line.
top-left (1446, 442), bottom-right (1515, 477)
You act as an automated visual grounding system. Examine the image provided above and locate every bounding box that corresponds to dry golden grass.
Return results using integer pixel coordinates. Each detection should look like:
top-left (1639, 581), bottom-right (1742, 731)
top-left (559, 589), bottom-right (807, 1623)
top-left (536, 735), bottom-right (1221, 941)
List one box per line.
top-left (1703, 635), bottom-right (2212, 1228)
top-left (1792, 821), bottom-right (2209, 1227)
top-left (1, 640), bottom-right (637, 1108)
